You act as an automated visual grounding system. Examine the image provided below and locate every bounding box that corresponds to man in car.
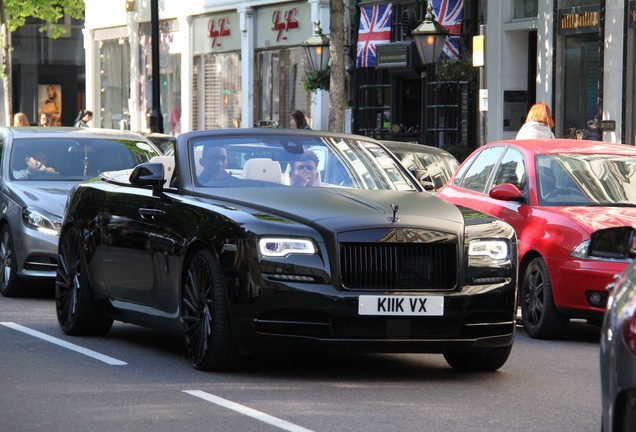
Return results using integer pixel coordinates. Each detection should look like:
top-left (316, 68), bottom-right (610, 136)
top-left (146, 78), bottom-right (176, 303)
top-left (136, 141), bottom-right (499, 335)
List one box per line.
top-left (13, 152), bottom-right (58, 179)
top-left (289, 150), bottom-right (319, 187)
top-left (198, 146), bottom-right (232, 184)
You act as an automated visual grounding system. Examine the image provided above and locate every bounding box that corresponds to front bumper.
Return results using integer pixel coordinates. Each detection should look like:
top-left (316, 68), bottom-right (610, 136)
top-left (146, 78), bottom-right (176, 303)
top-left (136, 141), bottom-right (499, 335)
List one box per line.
top-left (231, 280), bottom-right (516, 354)
top-left (548, 257), bottom-right (628, 318)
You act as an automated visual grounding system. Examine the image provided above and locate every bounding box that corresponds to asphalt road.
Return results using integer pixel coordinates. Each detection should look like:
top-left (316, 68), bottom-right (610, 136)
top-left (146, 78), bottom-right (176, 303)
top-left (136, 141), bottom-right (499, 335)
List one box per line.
top-left (0, 291), bottom-right (601, 432)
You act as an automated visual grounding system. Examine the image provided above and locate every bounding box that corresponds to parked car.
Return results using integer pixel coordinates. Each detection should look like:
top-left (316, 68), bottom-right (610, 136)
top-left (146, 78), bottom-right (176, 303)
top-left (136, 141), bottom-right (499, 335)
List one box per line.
top-left (0, 127), bottom-right (161, 297)
top-left (142, 132), bottom-right (176, 154)
top-left (592, 226), bottom-right (636, 432)
top-left (56, 128), bottom-right (518, 372)
top-left (437, 139), bottom-right (636, 339)
top-left (380, 140), bottom-right (459, 192)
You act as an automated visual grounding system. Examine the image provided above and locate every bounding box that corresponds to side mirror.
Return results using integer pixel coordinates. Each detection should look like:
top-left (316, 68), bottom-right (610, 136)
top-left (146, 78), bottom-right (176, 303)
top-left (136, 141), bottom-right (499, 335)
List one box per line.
top-left (588, 226), bottom-right (636, 260)
top-left (129, 162), bottom-right (165, 195)
top-left (489, 183), bottom-right (525, 203)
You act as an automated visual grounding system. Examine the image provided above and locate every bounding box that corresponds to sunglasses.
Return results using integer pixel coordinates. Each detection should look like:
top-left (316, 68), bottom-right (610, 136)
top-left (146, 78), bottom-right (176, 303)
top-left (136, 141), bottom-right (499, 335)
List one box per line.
top-left (294, 164), bottom-right (315, 171)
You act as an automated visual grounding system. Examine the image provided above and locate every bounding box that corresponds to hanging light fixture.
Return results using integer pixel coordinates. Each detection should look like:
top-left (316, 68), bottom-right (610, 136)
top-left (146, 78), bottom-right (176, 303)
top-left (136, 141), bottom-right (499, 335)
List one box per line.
top-left (302, 20), bottom-right (331, 72)
top-left (412, 5), bottom-right (449, 64)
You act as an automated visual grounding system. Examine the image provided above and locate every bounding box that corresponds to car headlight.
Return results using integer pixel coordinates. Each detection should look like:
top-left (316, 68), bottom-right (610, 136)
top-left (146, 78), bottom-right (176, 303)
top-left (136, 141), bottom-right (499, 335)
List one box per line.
top-left (258, 237), bottom-right (316, 257)
top-left (570, 240), bottom-right (589, 258)
top-left (22, 207), bottom-right (62, 236)
top-left (468, 240), bottom-right (508, 260)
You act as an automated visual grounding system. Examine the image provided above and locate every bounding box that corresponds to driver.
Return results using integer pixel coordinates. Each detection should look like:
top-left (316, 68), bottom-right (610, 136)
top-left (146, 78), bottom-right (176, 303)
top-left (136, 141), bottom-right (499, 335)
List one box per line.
top-left (13, 152), bottom-right (58, 179)
top-left (198, 146), bottom-right (232, 184)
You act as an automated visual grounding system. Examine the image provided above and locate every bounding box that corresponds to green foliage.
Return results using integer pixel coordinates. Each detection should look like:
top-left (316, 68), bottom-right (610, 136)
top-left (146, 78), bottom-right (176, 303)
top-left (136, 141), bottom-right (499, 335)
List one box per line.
top-left (302, 67), bottom-right (330, 93)
top-left (435, 58), bottom-right (478, 84)
top-left (4, 0), bottom-right (85, 36)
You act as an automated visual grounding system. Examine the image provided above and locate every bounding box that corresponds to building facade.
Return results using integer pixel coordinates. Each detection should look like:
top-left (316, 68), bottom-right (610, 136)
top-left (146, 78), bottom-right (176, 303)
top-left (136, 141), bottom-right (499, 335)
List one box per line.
top-left (84, 0), bottom-right (331, 134)
top-left (83, 0), bottom-right (636, 151)
top-left (489, 0), bottom-right (636, 145)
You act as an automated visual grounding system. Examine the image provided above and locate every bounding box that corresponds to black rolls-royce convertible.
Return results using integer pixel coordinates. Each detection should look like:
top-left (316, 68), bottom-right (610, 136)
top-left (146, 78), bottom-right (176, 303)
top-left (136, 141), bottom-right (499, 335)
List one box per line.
top-left (56, 129), bottom-right (518, 372)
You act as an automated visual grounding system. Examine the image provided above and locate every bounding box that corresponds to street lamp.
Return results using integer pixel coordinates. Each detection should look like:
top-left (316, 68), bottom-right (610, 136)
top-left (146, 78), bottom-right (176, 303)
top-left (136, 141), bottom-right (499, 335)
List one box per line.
top-left (411, 5), bottom-right (448, 64)
top-left (302, 20), bottom-right (330, 72)
top-left (411, 5), bottom-right (448, 146)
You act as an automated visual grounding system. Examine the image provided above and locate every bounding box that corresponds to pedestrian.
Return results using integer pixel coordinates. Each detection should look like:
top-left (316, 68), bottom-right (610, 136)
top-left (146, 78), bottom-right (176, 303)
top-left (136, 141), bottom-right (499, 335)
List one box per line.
top-left (74, 109), bottom-right (93, 127)
top-left (516, 102), bottom-right (555, 139)
top-left (13, 112), bottom-right (30, 126)
top-left (290, 110), bottom-right (311, 129)
top-left (39, 113), bottom-right (51, 127)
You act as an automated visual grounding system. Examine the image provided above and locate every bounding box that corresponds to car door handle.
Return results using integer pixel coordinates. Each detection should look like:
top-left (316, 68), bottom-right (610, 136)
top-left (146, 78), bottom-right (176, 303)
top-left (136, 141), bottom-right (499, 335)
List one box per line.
top-left (139, 208), bottom-right (166, 219)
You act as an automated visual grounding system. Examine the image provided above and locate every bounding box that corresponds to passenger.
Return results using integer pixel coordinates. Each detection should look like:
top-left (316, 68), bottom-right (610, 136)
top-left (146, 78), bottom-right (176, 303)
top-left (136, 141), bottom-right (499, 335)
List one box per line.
top-left (13, 152), bottom-right (58, 179)
top-left (198, 146), bottom-right (232, 184)
top-left (289, 150), bottom-right (319, 187)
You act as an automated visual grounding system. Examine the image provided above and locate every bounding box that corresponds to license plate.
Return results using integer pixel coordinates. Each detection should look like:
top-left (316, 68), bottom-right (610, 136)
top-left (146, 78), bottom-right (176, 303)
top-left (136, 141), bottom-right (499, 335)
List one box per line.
top-left (358, 295), bottom-right (444, 316)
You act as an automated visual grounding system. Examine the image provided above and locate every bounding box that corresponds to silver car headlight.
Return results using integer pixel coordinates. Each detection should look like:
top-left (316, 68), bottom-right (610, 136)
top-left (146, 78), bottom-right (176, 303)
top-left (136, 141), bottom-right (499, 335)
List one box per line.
top-left (469, 240), bottom-right (509, 260)
top-left (570, 240), bottom-right (589, 258)
top-left (22, 207), bottom-right (62, 236)
top-left (258, 237), bottom-right (316, 257)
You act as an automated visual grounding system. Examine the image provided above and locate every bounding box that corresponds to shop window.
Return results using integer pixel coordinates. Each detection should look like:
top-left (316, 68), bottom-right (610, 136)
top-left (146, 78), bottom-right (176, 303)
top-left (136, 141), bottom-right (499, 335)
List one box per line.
top-left (562, 33), bottom-right (600, 140)
top-left (193, 52), bottom-right (241, 130)
top-left (513, 0), bottom-right (538, 19)
top-left (254, 47), bottom-right (311, 128)
top-left (98, 38), bottom-right (130, 130)
top-left (139, 21), bottom-right (181, 135)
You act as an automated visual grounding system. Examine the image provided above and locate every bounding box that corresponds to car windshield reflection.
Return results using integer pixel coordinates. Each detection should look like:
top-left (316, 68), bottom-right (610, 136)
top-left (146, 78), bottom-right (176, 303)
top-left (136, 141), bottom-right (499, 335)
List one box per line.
top-left (189, 135), bottom-right (418, 191)
top-left (10, 137), bottom-right (158, 181)
top-left (536, 154), bottom-right (636, 206)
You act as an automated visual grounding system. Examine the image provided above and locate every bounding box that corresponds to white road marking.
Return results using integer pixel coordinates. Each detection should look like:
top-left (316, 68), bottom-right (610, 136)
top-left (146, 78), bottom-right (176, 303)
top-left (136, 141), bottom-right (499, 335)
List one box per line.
top-left (0, 322), bottom-right (127, 366)
top-left (183, 390), bottom-right (315, 432)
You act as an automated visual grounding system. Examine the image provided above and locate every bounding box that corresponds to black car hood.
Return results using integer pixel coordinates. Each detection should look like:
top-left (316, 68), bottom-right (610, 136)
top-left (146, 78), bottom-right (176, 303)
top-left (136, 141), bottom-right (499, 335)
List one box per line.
top-left (5, 180), bottom-right (76, 216)
top-left (203, 187), bottom-right (464, 233)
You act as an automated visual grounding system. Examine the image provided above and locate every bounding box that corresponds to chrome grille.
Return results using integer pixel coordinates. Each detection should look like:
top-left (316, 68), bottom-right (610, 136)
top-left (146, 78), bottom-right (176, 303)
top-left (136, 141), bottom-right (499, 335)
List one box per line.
top-left (340, 243), bottom-right (457, 290)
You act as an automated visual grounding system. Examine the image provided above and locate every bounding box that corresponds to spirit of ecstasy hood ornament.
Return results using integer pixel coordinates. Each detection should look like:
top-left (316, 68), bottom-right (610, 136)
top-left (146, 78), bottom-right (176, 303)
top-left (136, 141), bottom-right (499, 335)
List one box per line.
top-left (388, 203), bottom-right (400, 223)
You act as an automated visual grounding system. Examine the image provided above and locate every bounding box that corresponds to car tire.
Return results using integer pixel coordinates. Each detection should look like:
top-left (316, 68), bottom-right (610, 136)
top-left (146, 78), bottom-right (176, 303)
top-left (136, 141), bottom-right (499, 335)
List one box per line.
top-left (182, 249), bottom-right (236, 371)
top-left (444, 345), bottom-right (513, 371)
top-left (521, 257), bottom-right (568, 339)
top-left (56, 227), bottom-right (113, 335)
top-left (0, 224), bottom-right (20, 297)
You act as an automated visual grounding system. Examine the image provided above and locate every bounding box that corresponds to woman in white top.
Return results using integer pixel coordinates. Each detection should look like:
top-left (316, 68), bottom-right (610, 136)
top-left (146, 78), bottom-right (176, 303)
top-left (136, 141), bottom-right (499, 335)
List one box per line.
top-left (516, 102), bottom-right (555, 139)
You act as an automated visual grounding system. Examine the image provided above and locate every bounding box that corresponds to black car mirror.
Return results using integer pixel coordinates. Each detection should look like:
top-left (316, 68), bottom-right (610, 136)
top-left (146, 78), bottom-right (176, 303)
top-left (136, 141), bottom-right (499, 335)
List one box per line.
top-left (129, 162), bottom-right (165, 195)
top-left (588, 226), bottom-right (636, 259)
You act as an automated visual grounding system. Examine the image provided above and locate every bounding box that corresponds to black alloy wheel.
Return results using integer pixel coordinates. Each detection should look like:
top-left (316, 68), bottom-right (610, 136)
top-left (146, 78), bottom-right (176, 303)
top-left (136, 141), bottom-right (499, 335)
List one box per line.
top-left (56, 227), bottom-right (113, 335)
top-left (0, 224), bottom-right (19, 297)
top-left (182, 249), bottom-right (236, 371)
top-left (521, 257), bottom-right (568, 339)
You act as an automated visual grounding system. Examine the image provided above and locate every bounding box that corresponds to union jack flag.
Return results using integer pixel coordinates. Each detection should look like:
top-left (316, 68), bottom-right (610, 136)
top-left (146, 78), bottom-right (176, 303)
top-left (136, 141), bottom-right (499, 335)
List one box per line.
top-left (431, 0), bottom-right (464, 59)
top-left (357, 4), bottom-right (392, 68)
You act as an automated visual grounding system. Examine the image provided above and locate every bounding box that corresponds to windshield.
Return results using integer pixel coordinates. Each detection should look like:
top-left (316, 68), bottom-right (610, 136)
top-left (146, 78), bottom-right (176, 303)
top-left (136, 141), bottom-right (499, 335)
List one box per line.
top-left (189, 134), bottom-right (418, 191)
top-left (10, 137), bottom-right (159, 181)
top-left (536, 153), bottom-right (636, 206)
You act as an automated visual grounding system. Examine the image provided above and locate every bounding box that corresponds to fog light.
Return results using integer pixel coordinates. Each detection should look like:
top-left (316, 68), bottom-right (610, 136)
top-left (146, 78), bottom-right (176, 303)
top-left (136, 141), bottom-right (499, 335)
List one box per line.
top-left (586, 290), bottom-right (608, 308)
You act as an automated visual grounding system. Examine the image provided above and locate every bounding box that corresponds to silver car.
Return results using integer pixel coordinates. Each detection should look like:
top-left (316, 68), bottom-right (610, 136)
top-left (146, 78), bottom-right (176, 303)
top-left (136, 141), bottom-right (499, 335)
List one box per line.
top-left (0, 127), bottom-right (161, 296)
top-left (380, 140), bottom-right (459, 192)
top-left (592, 226), bottom-right (636, 432)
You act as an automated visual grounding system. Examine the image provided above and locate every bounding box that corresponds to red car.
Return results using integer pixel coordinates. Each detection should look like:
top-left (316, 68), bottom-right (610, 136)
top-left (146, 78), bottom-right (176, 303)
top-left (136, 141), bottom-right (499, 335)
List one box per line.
top-left (438, 139), bottom-right (636, 339)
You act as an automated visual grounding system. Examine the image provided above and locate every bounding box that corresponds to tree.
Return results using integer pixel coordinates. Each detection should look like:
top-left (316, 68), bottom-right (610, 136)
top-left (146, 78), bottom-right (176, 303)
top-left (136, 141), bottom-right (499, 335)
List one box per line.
top-left (0, 0), bottom-right (85, 126)
top-left (328, 0), bottom-right (345, 132)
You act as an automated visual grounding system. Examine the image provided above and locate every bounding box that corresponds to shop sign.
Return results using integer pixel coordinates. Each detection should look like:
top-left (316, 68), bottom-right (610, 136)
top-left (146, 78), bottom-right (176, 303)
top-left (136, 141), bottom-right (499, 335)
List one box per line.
top-left (558, 5), bottom-right (600, 35)
top-left (193, 12), bottom-right (240, 54)
top-left (255, 2), bottom-right (310, 48)
top-left (376, 42), bottom-right (420, 69)
top-left (630, 1), bottom-right (636, 29)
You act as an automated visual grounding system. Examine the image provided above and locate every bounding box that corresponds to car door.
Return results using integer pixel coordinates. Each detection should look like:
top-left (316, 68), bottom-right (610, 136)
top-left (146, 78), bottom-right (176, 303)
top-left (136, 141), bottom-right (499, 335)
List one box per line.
top-left (440, 146), bottom-right (528, 234)
top-left (100, 185), bottom-right (162, 306)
